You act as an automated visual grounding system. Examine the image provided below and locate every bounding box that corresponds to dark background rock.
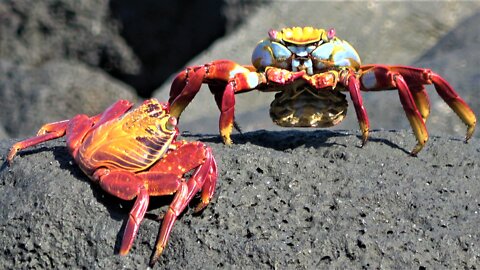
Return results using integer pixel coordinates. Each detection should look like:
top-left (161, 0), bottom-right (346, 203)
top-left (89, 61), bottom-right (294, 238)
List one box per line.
top-left (108, 0), bottom-right (264, 97)
top-left (0, 0), bottom-right (264, 97)
top-left (0, 60), bottom-right (138, 138)
top-left (0, 0), bottom-right (140, 81)
top-left (1, 130), bottom-right (479, 268)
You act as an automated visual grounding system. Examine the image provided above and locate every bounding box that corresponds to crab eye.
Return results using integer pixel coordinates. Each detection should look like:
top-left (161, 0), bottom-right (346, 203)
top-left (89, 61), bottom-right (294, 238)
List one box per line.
top-left (327, 28), bottom-right (335, 39)
top-left (268, 29), bottom-right (280, 41)
top-left (166, 116), bottom-right (177, 131)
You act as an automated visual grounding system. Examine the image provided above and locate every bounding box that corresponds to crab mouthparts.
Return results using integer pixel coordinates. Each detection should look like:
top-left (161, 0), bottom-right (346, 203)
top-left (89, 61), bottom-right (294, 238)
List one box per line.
top-left (292, 58), bottom-right (313, 75)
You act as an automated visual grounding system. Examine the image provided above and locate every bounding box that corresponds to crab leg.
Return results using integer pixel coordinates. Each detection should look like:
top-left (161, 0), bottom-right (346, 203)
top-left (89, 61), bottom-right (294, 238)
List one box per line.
top-left (169, 66), bottom-right (207, 118)
top-left (169, 60), bottom-right (266, 144)
top-left (359, 65), bottom-right (431, 155)
top-left (428, 71), bottom-right (476, 139)
top-left (7, 121), bottom-right (68, 163)
top-left (7, 100), bottom-right (134, 164)
top-left (395, 74), bottom-right (429, 155)
top-left (361, 65), bottom-right (476, 142)
top-left (339, 70), bottom-right (370, 145)
top-left (91, 169), bottom-right (183, 256)
top-left (149, 144), bottom-right (217, 266)
top-left (194, 148), bottom-right (218, 212)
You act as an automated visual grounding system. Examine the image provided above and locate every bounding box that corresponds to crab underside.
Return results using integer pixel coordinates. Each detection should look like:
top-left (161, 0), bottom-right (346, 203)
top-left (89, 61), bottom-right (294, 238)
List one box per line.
top-left (269, 82), bottom-right (348, 127)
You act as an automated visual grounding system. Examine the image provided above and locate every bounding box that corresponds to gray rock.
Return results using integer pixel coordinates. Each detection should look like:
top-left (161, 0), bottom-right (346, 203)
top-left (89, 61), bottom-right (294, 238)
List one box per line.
top-left (109, 0), bottom-right (265, 96)
top-left (1, 130), bottom-right (478, 269)
top-left (0, 0), bottom-right (139, 78)
top-left (0, 60), bottom-right (138, 138)
top-left (0, 0), bottom-right (264, 96)
top-left (154, 2), bottom-right (480, 139)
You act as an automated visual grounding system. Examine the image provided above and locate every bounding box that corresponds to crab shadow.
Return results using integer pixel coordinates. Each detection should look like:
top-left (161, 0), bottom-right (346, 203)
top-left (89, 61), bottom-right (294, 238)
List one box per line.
top-left (182, 128), bottom-right (410, 154)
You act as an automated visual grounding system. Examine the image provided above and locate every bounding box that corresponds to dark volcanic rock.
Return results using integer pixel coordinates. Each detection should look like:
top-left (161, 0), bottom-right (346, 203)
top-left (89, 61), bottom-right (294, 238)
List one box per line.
top-left (0, 0), bottom-right (263, 97)
top-left (0, 0), bottom-right (139, 78)
top-left (109, 0), bottom-right (264, 97)
top-left (1, 130), bottom-right (478, 269)
top-left (0, 60), bottom-right (138, 138)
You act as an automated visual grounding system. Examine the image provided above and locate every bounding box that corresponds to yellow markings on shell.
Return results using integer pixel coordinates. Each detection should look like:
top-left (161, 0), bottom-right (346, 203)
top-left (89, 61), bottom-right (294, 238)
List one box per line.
top-left (281, 27), bottom-right (324, 45)
top-left (76, 99), bottom-right (181, 175)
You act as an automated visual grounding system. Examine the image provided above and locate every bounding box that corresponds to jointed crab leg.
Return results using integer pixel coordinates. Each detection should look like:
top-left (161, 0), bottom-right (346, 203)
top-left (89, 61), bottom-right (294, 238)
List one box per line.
top-left (169, 66), bottom-right (207, 118)
top-left (150, 144), bottom-right (217, 267)
top-left (170, 60), bottom-right (266, 144)
top-left (90, 141), bottom-right (217, 266)
top-left (429, 72), bottom-right (476, 140)
top-left (395, 74), bottom-right (429, 155)
top-left (339, 70), bottom-right (370, 145)
top-left (91, 169), bottom-right (153, 256)
top-left (358, 65), bottom-right (476, 155)
top-left (7, 121), bottom-right (68, 163)
top-left (7, 100), bottom-right (134, 164)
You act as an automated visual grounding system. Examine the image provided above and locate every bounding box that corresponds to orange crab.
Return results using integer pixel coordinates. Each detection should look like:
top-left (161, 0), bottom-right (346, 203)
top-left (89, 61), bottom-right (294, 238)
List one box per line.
top-left (6, 98), bottom-right (218, 267)
top-left (169, 26), bottom-right (476, 155)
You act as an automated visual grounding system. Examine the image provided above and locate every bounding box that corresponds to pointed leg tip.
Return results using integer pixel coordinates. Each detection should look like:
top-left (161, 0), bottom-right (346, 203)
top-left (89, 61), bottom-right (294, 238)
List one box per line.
top-left (194, 200), bottom-right (210, 213)
top-left (222, 136), bottom-right (233, 145)
top-left (119, 248), bottom-right (129, 256)
top-left (409, 141), bottom-right (426, 157)
top-left (409, 146), bottom-right (421, 157)
top-left (465, 126), bottom-right (475, 143)
top-left (149, 247), bottom-right (164, 268)
top-left (360, 137), bottom-right (368, 148)
top-left (6, 151), bottom-right (17, 166)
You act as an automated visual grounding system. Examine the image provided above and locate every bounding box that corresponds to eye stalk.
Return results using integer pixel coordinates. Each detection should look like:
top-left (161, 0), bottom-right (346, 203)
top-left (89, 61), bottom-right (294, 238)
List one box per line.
top-left (327, 28), bottom-right (335, 39)
top-left (268, 29), bottom-right (280, 41)
top-left (165, 116), bottom-right (177, 131)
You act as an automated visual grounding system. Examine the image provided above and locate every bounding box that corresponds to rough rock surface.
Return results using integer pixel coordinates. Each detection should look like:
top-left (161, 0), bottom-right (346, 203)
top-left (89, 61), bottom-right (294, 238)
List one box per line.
top-left (154, 2), bottom-right (480, 138)
top-left (1, 130), bottom-right (478, 269)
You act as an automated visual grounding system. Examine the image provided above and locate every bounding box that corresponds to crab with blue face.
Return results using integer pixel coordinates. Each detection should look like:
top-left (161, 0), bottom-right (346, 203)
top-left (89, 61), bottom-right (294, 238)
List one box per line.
top-left (168, 26), bottom-right (476, 155)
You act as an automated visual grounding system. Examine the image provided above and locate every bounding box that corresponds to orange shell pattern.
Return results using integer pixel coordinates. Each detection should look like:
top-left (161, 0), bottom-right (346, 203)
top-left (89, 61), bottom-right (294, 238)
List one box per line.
top-left (77, 100), bottom-right (176, 173)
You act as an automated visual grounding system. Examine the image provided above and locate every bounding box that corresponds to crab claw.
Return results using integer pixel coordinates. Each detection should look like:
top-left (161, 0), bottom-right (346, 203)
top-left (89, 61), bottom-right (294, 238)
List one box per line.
top-left (265, 67), bottom-right (305, 84)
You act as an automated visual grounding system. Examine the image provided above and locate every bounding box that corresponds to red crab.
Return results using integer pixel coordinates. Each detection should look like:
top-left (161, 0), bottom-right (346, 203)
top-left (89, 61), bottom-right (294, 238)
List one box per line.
top-left (7, 98), bottom-right (218, 267)
top-left (168, 26), bottom-right (476, 155)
